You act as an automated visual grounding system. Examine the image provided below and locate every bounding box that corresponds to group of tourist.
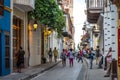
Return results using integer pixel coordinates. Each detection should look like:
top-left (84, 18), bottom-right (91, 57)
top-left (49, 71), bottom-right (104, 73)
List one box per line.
top-left (15, 45), bottom-right (112, 78)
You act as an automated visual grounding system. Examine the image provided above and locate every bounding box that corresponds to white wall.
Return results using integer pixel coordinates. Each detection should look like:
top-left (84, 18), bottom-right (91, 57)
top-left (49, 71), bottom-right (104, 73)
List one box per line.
top-left (103, 4), bottom-right (118, 59)
top-left (29, 25), bottom-right (41, 66)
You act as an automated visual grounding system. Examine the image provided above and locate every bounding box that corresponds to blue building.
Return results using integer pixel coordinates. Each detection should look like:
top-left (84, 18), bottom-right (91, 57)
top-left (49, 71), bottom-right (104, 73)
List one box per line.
top-left (0, 0), bottom-right (11, 76)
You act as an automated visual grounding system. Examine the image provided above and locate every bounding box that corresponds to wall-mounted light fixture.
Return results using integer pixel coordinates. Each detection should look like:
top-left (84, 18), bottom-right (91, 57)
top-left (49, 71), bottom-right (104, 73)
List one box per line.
top-left (33, 20), bottom-right (38, 30)
top-left (44, 28), bottom-right (52, 36)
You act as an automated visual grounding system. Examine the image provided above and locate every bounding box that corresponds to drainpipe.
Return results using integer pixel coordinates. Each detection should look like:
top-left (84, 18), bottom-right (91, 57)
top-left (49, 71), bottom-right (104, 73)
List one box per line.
top-left (10, 0), bottom-right (13, 73)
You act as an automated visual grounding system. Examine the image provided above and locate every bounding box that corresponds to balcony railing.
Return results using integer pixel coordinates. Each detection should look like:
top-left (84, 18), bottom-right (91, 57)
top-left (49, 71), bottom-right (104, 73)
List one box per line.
top-left (13, 0), bottom-right (35, 11)
top-left (87, 0), bottom-right (103, 8)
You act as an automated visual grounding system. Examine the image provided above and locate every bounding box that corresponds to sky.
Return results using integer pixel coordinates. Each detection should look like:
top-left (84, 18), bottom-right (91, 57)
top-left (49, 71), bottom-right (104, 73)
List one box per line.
top-left (73, 0), bottom-right (86, 49)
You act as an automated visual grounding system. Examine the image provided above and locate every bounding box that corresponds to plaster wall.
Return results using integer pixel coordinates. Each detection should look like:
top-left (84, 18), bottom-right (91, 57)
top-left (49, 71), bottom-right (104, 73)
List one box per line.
top-left (29, 26), bottom-right (41, 66)
top-left (103, 5), bottom-right (118, 59)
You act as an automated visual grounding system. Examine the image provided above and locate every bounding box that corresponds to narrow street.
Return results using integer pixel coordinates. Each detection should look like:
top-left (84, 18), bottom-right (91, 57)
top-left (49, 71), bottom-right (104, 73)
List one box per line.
top-left (31, 59), bottom-right (83, 80)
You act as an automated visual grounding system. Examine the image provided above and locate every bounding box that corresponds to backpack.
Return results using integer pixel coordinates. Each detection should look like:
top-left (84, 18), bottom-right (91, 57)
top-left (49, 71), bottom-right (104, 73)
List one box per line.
top-left (60, 52), bottom-right (66, 59)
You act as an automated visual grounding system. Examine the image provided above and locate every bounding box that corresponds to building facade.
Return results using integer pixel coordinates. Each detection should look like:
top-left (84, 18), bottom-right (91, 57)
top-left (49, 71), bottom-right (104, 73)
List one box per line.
top-left (86, 0), bottom-right (119, 79)
top-left (111, 0), bottom-right (120, 79)
top-left (83, 0), bottom-right (103, 49)
top-left (61, 0), bottom-right (74, 50)
top-left (0, 0), bottom-right (12, 76)
top-left (12, 0), bottom-right (35, 71)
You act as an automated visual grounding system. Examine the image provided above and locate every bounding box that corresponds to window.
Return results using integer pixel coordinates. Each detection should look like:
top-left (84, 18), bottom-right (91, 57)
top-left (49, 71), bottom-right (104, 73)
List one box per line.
top-left (5, 32), bottom-right (10, 69)
top-left (0, 0), bottom-right (4, 16)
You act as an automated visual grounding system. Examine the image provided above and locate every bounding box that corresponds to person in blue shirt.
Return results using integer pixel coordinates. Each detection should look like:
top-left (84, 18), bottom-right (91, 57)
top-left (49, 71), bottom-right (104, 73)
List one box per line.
top-left (89, 47), bottom-right (95, 69)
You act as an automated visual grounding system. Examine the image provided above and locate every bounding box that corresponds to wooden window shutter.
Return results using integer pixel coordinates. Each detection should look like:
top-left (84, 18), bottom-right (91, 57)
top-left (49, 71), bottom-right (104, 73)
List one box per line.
top-left (0, 0), bottom-right (4, 16)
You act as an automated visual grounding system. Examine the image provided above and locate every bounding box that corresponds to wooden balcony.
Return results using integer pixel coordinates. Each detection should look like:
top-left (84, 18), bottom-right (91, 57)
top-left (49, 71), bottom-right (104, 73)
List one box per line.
top-left (13, 0), bottom-right (35, 11)
top-left (87, 8), bottom-right (102, 23)
top-left (86, 0), bottom-right (103, 23)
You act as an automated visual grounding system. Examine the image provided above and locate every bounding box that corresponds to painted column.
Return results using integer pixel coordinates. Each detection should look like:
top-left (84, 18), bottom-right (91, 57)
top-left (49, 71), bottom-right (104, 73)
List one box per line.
top-left (103, 5), bottom-right (111, 56)
top-left (110, 5), bottom-right (118, 59)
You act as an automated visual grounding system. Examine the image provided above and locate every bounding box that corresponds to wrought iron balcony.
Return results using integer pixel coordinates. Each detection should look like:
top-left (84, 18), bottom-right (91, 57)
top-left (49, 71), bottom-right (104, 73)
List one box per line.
top-left (13, 0), bottom-right (35, 11)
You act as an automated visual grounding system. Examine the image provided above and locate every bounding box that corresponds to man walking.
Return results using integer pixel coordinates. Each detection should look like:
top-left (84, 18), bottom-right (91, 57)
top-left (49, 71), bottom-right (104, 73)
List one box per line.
top-left (53, 47), bottom-right (58, 62)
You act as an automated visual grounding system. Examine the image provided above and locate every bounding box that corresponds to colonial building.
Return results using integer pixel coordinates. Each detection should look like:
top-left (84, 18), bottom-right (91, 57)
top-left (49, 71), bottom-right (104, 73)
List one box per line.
top-left (13, 0), bottom-right (35, 70)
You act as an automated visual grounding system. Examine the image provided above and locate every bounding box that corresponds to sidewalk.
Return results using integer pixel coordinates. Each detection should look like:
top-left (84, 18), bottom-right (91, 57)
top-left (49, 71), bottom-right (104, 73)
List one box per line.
top-left (1, 61), bottom-right (61, 80)
top-left (86, 59), bottom-right (110, 80)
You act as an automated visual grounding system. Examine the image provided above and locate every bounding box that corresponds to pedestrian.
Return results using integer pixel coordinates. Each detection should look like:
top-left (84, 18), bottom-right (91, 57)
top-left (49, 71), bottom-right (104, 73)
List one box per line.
top-left (16, 46), bottom-right (25, 73)
top-left (68, 48), bottom-right (74, 67)
top-left (48, 48), bottom-right (53, 62)
top-left (60, 49), bottom-right (67, 67)
top-left (82, 48), bottom-right (87, 58)
top-left (98, 48), bottom-right (104, 68)
top-left (104, 47), bottom-right (112, 77)
top-left (95, 46), bottom-right (101, 65)
top-left (53, 47), bottom-right (58, 62)
top-left (88, 47), bottom-right (94, 69)
top-left (77, 49), bottom-right (83, 63)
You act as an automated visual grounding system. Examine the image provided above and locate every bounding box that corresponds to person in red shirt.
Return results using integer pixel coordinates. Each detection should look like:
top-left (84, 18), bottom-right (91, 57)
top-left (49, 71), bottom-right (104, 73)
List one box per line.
top-left (77, 49), bottom-right (83, 63)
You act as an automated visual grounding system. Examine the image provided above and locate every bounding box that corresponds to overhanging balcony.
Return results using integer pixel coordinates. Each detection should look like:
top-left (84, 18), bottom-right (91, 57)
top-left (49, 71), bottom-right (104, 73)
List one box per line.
top-left (87, 8), bottom-right (103, 23)
top-left (13, 0), bottom-right (35, 11)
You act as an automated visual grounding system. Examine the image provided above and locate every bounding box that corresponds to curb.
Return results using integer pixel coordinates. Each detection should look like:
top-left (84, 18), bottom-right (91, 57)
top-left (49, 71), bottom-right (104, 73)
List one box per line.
top-left (77, 58), bottom-right (88, 80)
top-left (84, 58), bottom-right (89, 80)
top-left (21, 61), bottom-right (61, 80)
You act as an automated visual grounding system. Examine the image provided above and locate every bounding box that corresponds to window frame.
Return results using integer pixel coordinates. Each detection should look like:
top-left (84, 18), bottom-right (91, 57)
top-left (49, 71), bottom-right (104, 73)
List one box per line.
top-left (0, 0), bottom-right (4, 16)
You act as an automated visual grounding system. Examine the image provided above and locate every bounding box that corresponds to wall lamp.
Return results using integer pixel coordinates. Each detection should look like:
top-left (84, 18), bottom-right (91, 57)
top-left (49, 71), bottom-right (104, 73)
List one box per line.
top-left (28, 20), bottom-right (38, 31)
top-left (33, 20), bottom-right (38, 31)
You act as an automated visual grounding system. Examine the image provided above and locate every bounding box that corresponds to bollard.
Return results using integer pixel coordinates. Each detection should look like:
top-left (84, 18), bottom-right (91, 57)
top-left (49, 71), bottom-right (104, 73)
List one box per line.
top-left (111, 58), bottom-right (117, 80)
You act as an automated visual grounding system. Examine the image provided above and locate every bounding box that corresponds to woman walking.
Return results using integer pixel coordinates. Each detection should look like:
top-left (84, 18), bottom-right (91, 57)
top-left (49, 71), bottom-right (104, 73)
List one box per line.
top-left (60, 49), bottom-right (67, 67)
top-left (68, 49), bottom-right (74, 67)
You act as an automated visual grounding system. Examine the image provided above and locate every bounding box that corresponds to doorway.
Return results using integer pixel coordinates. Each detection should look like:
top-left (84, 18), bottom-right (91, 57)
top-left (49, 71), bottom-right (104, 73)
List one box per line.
top-left (13, 16), bottom-right (23, 71)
